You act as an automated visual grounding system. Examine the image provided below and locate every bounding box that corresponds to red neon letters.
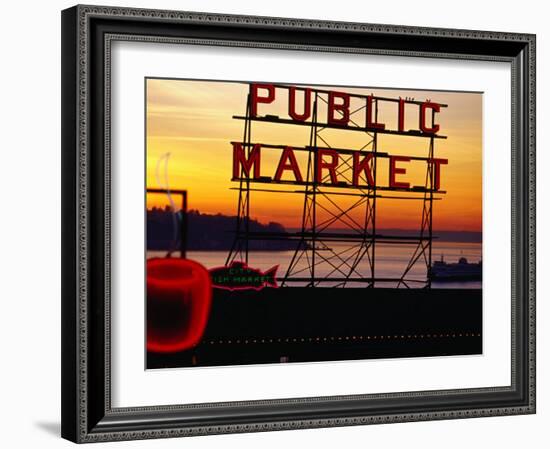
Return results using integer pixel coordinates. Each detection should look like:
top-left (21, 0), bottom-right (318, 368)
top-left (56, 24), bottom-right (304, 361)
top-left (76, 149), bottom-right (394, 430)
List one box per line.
top-left (232, 142), bottom-right (261, 179)
top-left (366, 95), bottom-right (385, 130)
top-left (288, 87), bottom-right (312, 122)
top-left (327, 91), bottom-right (350, 126)
top-left (316, 149), bottom-right (339, 184)
top-left (248, 83), bottom-right (442, 135)
top-left (419, 101), bottom-right (441, 134)
top-left (352, 152), bottom-right (375, 187)
top-left (237, 84), bottom-right (448, 191)
top-left (389, 156), bottom-right (411, 189)
top-left (274, 146), bottom-right (303, 182)
top-left (232, 143), bottom-right (447, 191)
top-left (250, 83), bottom-right (275, 117)
top-left (429, 158), bottom-right (449, 190)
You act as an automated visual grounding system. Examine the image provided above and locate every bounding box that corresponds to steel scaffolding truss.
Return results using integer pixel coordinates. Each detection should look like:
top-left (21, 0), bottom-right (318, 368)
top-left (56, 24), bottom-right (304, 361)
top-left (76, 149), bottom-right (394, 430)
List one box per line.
top-left (226, 84), bottom-right (446, 288)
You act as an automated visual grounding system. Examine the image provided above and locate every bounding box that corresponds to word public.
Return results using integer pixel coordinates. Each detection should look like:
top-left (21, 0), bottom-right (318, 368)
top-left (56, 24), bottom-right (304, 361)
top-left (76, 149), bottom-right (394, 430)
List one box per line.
top-left (249, 83), bottom-right (444, 134)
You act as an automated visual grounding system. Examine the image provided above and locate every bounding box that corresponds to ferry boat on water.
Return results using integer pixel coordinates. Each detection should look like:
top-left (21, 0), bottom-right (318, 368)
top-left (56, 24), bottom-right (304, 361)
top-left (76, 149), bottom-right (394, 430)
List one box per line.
top-left (429, 255), bottom-right (482, 281)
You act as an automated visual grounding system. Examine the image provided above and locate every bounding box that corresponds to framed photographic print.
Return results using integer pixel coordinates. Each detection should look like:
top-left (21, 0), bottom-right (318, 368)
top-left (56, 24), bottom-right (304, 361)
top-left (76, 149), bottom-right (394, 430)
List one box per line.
top-left (61, 4), bottom-right (536, 443)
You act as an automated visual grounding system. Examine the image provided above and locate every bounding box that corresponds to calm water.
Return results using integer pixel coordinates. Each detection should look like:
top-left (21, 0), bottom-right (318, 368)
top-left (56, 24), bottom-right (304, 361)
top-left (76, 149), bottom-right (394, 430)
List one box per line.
top-left (148, 241), bottom-right (481, 289)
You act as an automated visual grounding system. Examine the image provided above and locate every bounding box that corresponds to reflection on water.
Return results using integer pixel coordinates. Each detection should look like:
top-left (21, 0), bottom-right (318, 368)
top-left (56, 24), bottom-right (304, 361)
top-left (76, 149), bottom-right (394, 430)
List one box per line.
top-left (147, 241), bottom-right (482, 289)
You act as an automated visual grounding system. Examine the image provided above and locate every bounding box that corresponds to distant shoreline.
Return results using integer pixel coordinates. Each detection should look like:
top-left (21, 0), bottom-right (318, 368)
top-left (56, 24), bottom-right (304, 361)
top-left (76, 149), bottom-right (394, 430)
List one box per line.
top-left (147, 208), bottom-right (481, 251)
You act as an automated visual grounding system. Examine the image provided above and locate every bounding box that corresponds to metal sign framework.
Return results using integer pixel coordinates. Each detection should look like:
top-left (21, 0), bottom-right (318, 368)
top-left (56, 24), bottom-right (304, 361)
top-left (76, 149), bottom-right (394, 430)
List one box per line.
top-left (226, 84), bottom-right (447, 288)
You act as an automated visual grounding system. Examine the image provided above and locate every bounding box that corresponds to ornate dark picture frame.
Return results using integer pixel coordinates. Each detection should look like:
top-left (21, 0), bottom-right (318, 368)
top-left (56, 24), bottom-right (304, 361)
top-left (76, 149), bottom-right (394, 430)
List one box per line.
top-left (61, 4), bottom-right (536, 443)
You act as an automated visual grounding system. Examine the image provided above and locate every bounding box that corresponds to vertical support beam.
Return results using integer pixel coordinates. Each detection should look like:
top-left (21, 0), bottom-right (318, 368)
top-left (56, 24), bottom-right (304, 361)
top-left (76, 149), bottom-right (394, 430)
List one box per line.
top-left (283, 95), bottom-right (317, 286)
top-left (371, 98), bottom-right (379, 288)
top-left (427, 108), bottom-right (436, 288)
top-left (244, 95), bottom-right (252, 265)
top-left (180, 191), bottom-right (188, 259)
top-left (311, 92), bottom-right (319, 286)
top-left (226, 90), bottom-right (252, 265)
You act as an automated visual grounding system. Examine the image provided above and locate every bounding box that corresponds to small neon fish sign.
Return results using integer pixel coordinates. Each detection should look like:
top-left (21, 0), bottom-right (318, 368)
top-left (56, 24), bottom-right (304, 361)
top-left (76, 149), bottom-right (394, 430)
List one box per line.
top-left (209, 261), bottom-right (278, 291)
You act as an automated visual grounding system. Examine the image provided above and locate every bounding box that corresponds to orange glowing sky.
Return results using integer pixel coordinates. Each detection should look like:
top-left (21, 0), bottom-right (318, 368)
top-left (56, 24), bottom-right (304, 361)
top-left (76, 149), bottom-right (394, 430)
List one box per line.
top-left (146, 79), bottom-right (482, 232)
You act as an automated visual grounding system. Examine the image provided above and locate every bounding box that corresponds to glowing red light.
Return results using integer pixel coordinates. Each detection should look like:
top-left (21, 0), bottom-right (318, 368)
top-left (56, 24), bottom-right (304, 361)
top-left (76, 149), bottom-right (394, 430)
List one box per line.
top-left (147, 258), bottom-right (212, 353)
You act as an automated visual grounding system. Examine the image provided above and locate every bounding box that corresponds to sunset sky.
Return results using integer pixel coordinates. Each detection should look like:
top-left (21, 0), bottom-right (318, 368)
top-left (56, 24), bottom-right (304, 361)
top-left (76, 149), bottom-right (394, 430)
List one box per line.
top-left (146, 78), bottom-right (482, 232)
